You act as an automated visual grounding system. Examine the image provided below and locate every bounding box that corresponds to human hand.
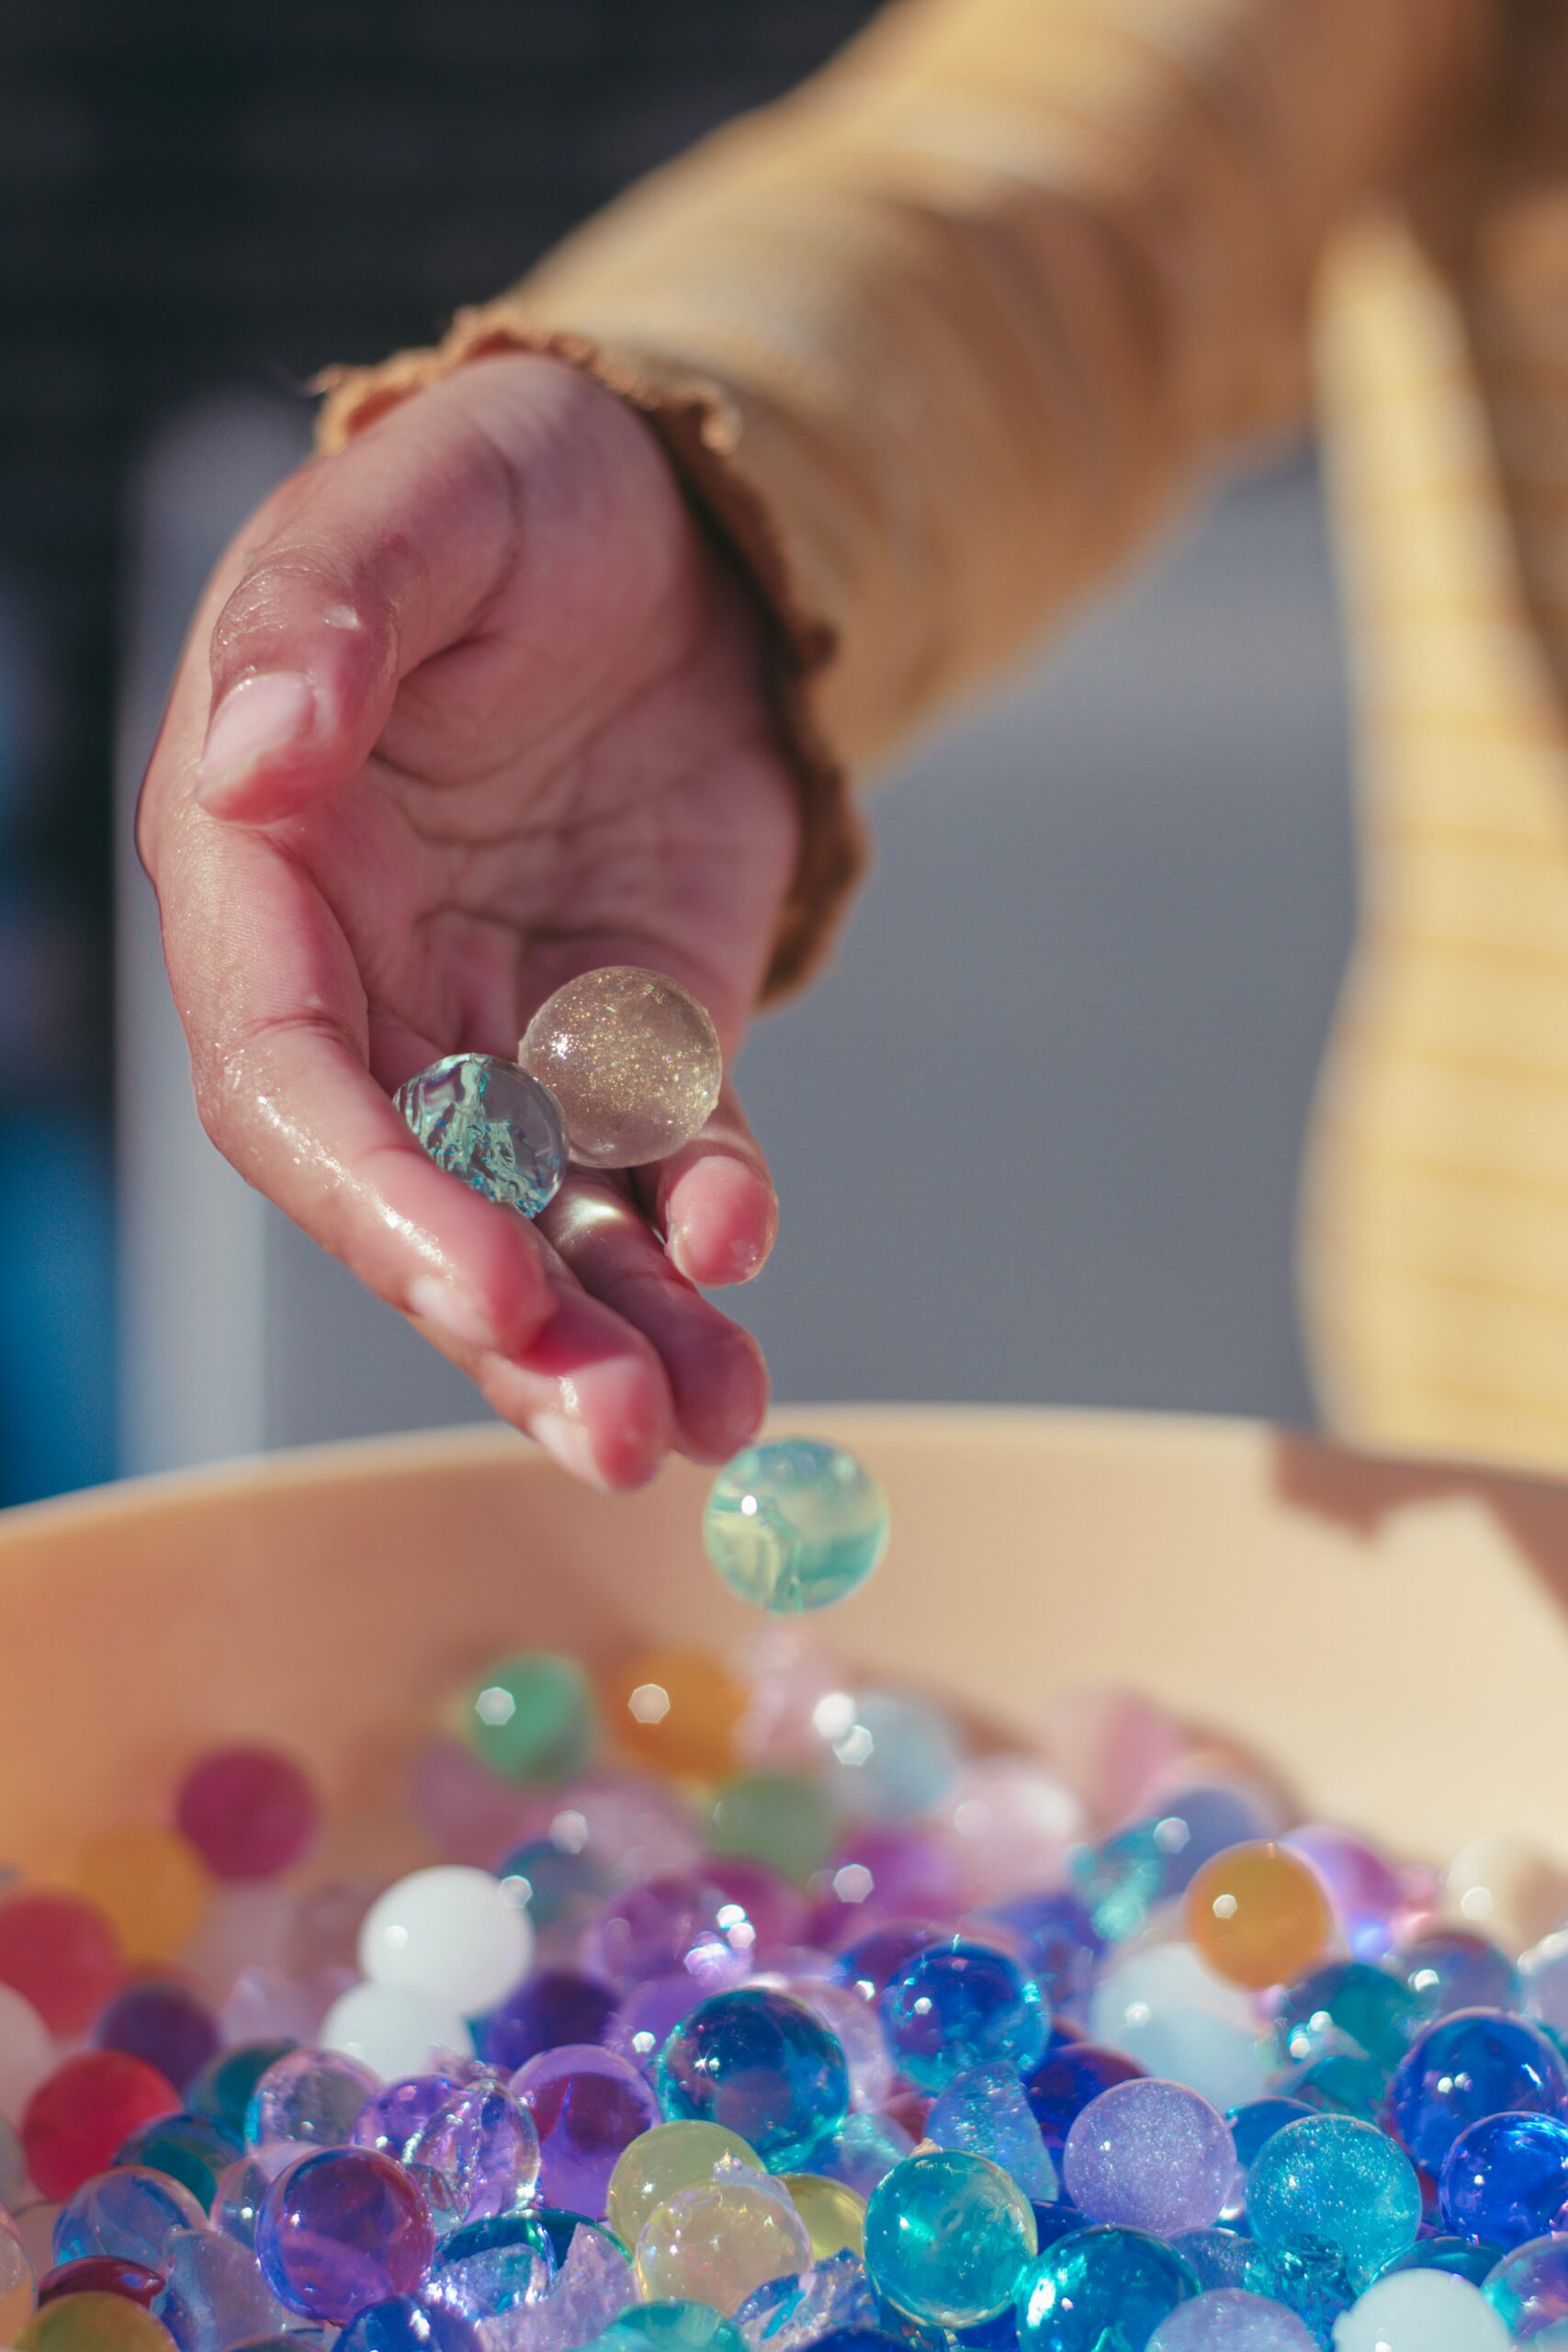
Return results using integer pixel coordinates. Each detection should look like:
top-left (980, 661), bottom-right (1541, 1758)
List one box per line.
top-left (136, 353), bottom-right (800, 1489)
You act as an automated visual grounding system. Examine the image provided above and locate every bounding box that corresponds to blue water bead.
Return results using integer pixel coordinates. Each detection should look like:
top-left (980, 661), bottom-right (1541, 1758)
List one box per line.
top-left (408, 2082), bottom-right (541, 2224)
top-left (833, 1927), bottom-right (947, 2007)
top-left (1014, 2226), bottom-right (1198, 2351)
top-left (1223, 2101), bottom-right (1313, 2222)
top-left (338, 2296), bottom-right (476, 2352)
top-left (1274, 1962), bottom-right (1421, 2073)
top-left (1150, 1788), bottom-right (1277, 1900)
top-left (255, 2147), bottom-right (437, 2324)
top-left (821, 1696), bottom-right (959, 1826)
top-left (1024, 2046), bottom-right (1146, 2162)
top-left (657, 1987), bottom-right (849, 2171)
top-left (1069, 1827), bottom-right (1166, 1946)
top-left (977, 1899), bottom-right (1100, 2020)
top-left (819, 2116), bottom-right (916, 2201)
top-left (355, 2077), bottom-right (466, 2163)
top-left (1400, 1932), bottom-right (1521, 2022)
top-left (483, 1973), bottom-right (618, 2075)
top-left (1063, 2080), bottom-right (1235, 2237)
top-left (248, 2049), bottom-right (383, 2154)
top-left (865, 2150), bottom-right (1037, 2329)
top-left (54, 2165), bottom-right (209, 2267)
top-left (1483, 2231), bottom-right (1568, 2335)
top-left (188, 2044), bottom-right (299, 2139)
top-left (1246, 2115), bottom-right (1421, 2287)
top-left (115, 2113), bottom-right (244, 2207)
top-left (735, 2251), bottom-right (879, 2351)
top-left (426, 2211), bottom-right (553, 2320)
top-left (592, 2302), bottom-right (748, 2352)
top-left (1384, 2235), bottom-right (1500, 2286)
top-left (1438, 2110), bottom-right (1568, 2250)
top-left (880, 1941), bottom-right (1046, 2095)
top-left (926, 2066), bottom-right (1057, 2204)
top-left (152, 2225), bottom-right (294, 2352)
top-left (1390, 2008), bottom-right (1568, 2172)
top-left (1146, 2292), bottom-right (1316, 2351)
top-left (396, 1054), bottom-right (567, 1219)
top-left (702, 1441), bottom-right (890, 1614)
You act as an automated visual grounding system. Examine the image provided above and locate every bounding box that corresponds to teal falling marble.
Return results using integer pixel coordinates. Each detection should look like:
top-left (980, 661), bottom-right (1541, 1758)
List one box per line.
top-left (864, 2150), bottom-right (1037, 2329)
top-left (703, 1441), bottom-right (889, 1613)
top-left (397, 1053), bottom-right (567, 1218)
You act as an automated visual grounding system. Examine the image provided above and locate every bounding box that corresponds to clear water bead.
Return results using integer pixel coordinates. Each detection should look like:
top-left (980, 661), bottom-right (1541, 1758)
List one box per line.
top-left (704, 1443), bottom-right (889, 1615)
top-left (397, 1055), bottom-right (567, 1217)
top-left (518, 967), bottom-right (722, 1170)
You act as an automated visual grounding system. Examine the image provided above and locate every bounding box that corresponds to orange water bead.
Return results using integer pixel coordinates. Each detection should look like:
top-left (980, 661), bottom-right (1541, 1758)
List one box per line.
top-left (1184, 1839), bottom-right (1332, 1990)
top-left (72, 1828), bottom-right (210, 1963)
top-left (604, 1649), bottom-right (747, 1781)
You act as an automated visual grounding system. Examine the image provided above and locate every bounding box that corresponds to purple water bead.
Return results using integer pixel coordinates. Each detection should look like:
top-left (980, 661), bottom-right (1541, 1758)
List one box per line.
top-left (1399, 1930), bottom-right (1521, 2020)
top-left (354, 2077), bottom-right (465, 2163)
top-left (581, 1876), bottom-right (750, 1993)
top-left (1024, 2043), bottom-right (1147, 2161)
top-left (1063, 2079), bottom-right (1236, 2236)
top-left (95, 1983), bottom-right (221, 2095)
top-left (708, 1861), bottom-right (811, 1958)
top-left (808, 1831), bottom-right (964, 1948)
top-left (408, 2082), bottom-right (542, 2223)
top-left (831, 1925), bottom-right (947, 2007)
top-left (525, 1773), bottom-right (704, 1894)
top-left (1284, 1827), bottom-right (1404, 1961)
top-left (605, 1973), bottom-right (715, 2078)
top-left (255, 2147), bottom-right (436, 2324)
top-left (483, 1973), bottom-right (618, 2075)
top-left (509, 2043), bottom-right (660, 2217)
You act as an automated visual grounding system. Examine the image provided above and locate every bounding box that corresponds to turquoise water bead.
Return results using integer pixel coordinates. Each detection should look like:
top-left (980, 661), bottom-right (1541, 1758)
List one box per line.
top-left (657, 1989), bottom-right (849, 2172)
top-left (1061, 2080), bottom-right (1235, 2236)
top-left (863, 2151), bottom-right (1037, 2327)
top-left (590, 2301), bottom-right (747, 2352)
top-left (703, 1442), bottom-right (889, 1614)
top-left (1146, 2291), bottom-right (1316, 2350)
top-left (1335, 2268), bottom-right (1510, 2350)
top-left (880, 1941), bottom-right (1046, 2094)
top-left (114, 2114), bottom-right (243, 2206)
top-left (188, 2045), bottom-right (297, 2141)
top-left (1245, 2115), bottom-right (1421, 2287)
top-left (396, 1054), bottom-right (567, 1218)
top-left (1014, 2226), bottom-right (1198, 2351)
top-left (1273, 1962), bottom-right (1420, 2072)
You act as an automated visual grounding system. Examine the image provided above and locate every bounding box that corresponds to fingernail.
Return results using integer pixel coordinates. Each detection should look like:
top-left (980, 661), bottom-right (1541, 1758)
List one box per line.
top-left (408, 1273), bottom-right (496, 1355)
top-left (534, 1411), bottom-right (609, 1489)
top-left (197, 673), bottom-right (315, 797)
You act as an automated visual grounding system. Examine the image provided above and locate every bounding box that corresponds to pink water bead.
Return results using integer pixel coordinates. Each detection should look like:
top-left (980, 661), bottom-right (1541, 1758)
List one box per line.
top-left (1039, 1686), bottom-right (1187, 1827)
top-left (728, 1631), bottom-right (845, 1772)
top-left (1284, 1826), bottom-right (1405, 1962)
top-left (176, 1748), bottom-right (319, 1881)
top-left (407, 1737), bottom-right (533, 1868)
top-left (581, 1876), bottom-right (750, 1992)
top-left (943, 1757), bottom-right (1083, 1904)
top-left (515, 1774), bottom-right (705, 1893)
top-left (1063, 2078), bottom-right (1235, 2237)
top-left (807, 1826), bottom-right (966, 1948)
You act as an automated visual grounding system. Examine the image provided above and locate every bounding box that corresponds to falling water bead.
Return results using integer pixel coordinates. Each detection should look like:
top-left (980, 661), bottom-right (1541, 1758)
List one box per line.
top-left (53, 2169), bottom-right (208, 2268)
top-left (709, 1778), bottom-right (838, 1887)
top-left (1246, 2115), bottom-right (1421, 2285)
top-left (778, 2178), bottom-right (864, 2263)
top-left (407, 2081), bottom-right (541, 2222)
top-left (1390, 2007), bottom-right (1568, 2170)
top-left (925, 2066), bottom-right (1056, 2204)
top-left (24, 2056), bottom-right (180, 2200)
top-left (704, 1443), bottom-right (889, 1616)
top-left (175, 1750), bottom-right (318, 1883)
top-left (881, 1941), bottom-right (1045, 2095)
top-left (95, 1985), bottom-right (220, 2098)
top-left (1063, 2080), bottom-right (1235, 2236)
top-left (863, 2151), bottom-right (1035, 2329)
top-left (1014, 2225), bottom-right (1198, 2352)
top-left (1335, 2267), bottom-right (1509, 2351)
top-left (1184, 1846), bottom-right (1331, 1991)
top-left (0, 1892), bottom-right (124, 2035)
top-left (396, 1054), bottom-right (568, 1216)
top-left (255, 2148), bottom-right (435, 2324)
top-left (1438, 2109), bottom-right (1568, 2249)
top-left (510, 2045), bottom-right (660, 2217)
top-left (113, 2113), bottom-right (243, 2207)
top-left (14, 2297), bottom-right (178, 2352)
top-left (518, 967), bottom-right (722, 1170)
top-left (465, 1656), bottom-right (597, 1786)
top-left (635, 2178), bottom-right (812, 2314)
top-left (359, 1867), bottom-right (532, 2018)
top-left (658, 1990), bottom-right (849, 2172)
top-left (606, 2122), bottom-right (763, 2253)
top-left (1146, 2291), bottom-right (1316, 2350)
top-left (246, 2048), bottom-right (381, 2153)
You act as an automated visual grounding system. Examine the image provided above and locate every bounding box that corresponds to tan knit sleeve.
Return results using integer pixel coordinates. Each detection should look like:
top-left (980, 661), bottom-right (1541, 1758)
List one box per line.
top-left (317, 0), bottom-right (1491, 996)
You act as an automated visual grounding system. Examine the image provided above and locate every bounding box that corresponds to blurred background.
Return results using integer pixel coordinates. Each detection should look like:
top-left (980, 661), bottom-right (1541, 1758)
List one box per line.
top-left (3, 0), bottom-right (1355, 1504)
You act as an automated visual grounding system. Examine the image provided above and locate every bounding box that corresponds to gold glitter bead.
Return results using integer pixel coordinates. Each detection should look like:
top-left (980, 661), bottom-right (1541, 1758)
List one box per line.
top-left (518, 966), bottom-right (723, 1169)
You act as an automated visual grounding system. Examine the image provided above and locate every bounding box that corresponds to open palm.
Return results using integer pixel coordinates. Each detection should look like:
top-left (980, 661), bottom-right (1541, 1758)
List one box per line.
top-left (136, 354), bottom-right (801, 1487)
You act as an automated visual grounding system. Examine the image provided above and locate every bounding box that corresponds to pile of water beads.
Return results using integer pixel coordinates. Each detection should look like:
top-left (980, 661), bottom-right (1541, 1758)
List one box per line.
top-left (14, 1596), bottom-right (1568, 2350)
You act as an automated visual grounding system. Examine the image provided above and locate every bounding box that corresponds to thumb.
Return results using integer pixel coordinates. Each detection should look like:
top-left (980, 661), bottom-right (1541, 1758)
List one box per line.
top-left (192, 373), bottom-right (525, 823)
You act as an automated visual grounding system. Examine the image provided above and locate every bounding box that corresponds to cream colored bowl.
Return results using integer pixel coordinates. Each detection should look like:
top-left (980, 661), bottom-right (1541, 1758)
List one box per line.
top-left (3, 1408), bottom-right (1565, 1879)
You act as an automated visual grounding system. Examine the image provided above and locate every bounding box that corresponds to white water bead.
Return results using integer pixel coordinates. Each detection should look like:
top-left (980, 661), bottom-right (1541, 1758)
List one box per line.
top-left (1441, 1833), bottom-right (1568, 1956)
top-left (322, 1980), bottom-right (470, 2077)
top-left (1089, 1943), bottom-right (1269, 2109)
top-left (1331, 2268), bottom-right (1509, 2351)
top-left (357, 1863), bottom-right (533, 2012)
top-left (0, 1984), bottom-right (53, 2120)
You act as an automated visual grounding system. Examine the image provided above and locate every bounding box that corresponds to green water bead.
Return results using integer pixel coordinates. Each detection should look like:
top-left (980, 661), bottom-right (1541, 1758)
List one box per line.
top-left (864, 2151), bottom-right (1037, 2329)
top-left (703, 1441), bottom-right (889, 1614)
top-left (606, 2124), bottom-right (763, 2252)
top-left (587, 2303), bottom-right (746, 2352)
top-left (463, 1653), bottom-right (596, 1784)
top-left (708, 1774), bottom-right (839, 1885)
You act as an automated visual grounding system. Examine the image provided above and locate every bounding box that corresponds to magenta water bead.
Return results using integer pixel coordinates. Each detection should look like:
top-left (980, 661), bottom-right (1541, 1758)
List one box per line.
top-left (1062, 2079), bottom-right (1236, 2237)
top-left (510, 2042), bottom-right (660, 2216)
top-left (255, 2146), bottom-right (435, 2324)
top-left (177, 1747), bottom-right (319, 1881)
